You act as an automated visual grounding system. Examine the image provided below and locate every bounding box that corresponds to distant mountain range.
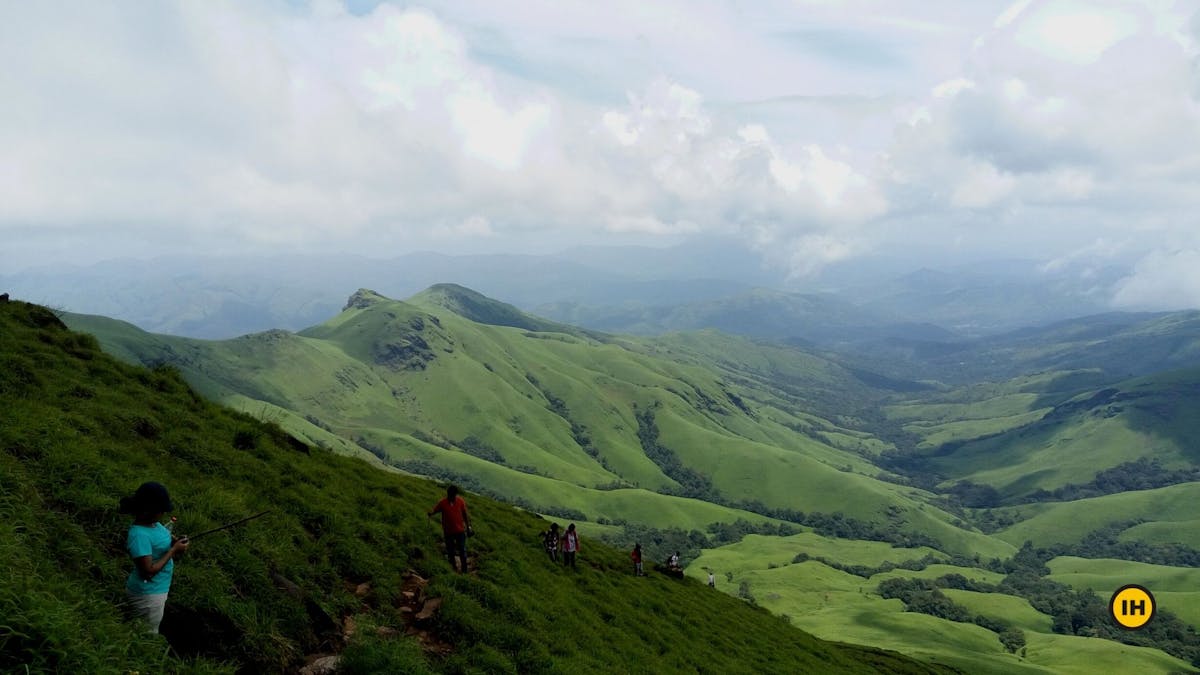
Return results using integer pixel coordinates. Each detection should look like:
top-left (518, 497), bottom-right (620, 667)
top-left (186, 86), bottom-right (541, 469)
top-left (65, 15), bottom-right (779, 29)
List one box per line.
top-left (3, 240), bottom-right (1135, 340)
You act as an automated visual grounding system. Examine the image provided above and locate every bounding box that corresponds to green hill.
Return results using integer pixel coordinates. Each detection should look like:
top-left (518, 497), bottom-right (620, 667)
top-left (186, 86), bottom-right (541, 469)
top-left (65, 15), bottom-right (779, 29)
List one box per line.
top-left (66, 288), bottom-right (1003, 558)
top-left (898, 369), bottom-right (1200, 501)
top-left (0, 298), bottom-right (947, 674)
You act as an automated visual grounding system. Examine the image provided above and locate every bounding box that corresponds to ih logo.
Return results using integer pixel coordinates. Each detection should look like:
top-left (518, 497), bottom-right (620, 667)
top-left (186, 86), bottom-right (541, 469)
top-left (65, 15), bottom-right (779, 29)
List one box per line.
top-left (1109, 584), bottom-right (1156, 630)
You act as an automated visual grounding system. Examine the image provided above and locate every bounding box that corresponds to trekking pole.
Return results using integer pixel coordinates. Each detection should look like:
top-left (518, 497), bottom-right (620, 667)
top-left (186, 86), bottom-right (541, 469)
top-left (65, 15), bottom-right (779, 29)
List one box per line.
top-left (185, 510), bottom-right (271, 541)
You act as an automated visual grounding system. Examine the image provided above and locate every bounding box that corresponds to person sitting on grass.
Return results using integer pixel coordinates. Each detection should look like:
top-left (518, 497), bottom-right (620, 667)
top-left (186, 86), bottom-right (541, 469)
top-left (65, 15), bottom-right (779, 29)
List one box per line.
top-left (560, 523), bottom-right (580, 569)
top-left (428, 484), bottom-right (472, 573)
top-left (120, 481), bottom-right (189, 634)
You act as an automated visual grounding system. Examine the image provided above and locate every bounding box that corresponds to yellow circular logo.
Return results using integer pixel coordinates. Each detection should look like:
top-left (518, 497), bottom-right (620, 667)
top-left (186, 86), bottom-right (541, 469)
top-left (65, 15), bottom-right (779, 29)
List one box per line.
top-left (1109, 584), bottom-right (1155, 630)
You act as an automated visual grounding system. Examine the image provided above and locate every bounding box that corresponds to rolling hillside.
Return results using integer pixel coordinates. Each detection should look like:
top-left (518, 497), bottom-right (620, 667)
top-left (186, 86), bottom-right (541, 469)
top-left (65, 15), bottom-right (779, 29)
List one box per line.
top-left (0, 298), bottom-right (946, 674)
top-left (885, 368), bottom-right (1200, 502)
top-left (67, 287), bottom-right (1006, 559)
top-left (57, 287), bottom-right (1200, 673)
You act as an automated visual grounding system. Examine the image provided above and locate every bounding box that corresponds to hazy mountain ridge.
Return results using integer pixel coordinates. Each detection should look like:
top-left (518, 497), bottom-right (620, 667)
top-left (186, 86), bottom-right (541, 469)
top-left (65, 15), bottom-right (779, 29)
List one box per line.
top-left (1, 244), bottom-right (1149, 341)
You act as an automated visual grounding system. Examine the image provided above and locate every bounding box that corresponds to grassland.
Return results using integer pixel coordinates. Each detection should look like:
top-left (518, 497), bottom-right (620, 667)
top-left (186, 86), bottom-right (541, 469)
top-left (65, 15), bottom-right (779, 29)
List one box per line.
top-left (686, 533), bottom-right (1194, 674)
top-left (995, 483), bottom-right (1200, 548)
top-left (0, 299), bottom-right (945, 674)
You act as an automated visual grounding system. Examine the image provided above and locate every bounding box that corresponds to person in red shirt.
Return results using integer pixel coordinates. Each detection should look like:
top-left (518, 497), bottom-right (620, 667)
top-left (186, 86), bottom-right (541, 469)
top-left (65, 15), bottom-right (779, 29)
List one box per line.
top-left (428, 485), bottom-right (472, 573)
top-left (631, 543), bottom-right (644, 576)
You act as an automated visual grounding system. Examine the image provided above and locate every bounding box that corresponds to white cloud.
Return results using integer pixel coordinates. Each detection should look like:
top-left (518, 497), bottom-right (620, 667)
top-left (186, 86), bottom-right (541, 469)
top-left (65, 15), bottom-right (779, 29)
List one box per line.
top-left (950, 161), bottom-right (1016, 208)
top-left (1, 0), bottom-right (1198, 299)
top-left (1112, 248), bottom-right (1200, 310)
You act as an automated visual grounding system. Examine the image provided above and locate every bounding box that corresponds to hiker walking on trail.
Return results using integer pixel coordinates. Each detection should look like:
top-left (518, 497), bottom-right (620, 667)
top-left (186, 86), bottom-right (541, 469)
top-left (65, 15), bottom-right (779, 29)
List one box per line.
top-left (561, 523), bottom-right (580, 569)
top-left (428, 485), bottom-right (472, 573)
top-left (631, 543), bottom-right (644, 576)
top-left (544, 523), bottom-right (561, 563)
top-left (120, 481), bottom-right (189, 634)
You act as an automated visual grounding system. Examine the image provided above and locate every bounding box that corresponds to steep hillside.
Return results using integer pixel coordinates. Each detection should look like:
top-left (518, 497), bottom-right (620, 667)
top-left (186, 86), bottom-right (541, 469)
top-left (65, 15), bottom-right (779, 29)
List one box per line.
top-left (66, 288), bottom-right (1007, 559)
top-left (0, 299), bottom-right (944, 674)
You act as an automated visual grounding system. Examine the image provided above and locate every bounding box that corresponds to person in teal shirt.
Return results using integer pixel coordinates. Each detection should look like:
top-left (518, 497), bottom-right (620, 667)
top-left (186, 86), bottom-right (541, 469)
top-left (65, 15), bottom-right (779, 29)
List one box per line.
top-left (120, 481), bottom-right (188, 633)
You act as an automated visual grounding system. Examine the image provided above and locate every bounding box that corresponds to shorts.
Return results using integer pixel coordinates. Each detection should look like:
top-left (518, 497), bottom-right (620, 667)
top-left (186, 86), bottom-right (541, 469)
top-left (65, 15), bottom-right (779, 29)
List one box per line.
top-left (126, 591), bottom-right (169, 634)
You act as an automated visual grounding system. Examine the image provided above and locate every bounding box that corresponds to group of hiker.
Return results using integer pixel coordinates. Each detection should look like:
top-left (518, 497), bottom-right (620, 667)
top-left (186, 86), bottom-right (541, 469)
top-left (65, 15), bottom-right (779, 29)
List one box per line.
top-left (119, 480), bottom-right (713, 635)
top-left (541, 522), bottom-right (581, 568)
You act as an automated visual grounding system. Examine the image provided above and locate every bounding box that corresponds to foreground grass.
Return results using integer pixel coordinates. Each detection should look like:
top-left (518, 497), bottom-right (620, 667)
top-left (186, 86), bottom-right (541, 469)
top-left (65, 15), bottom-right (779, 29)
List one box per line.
top-left (0, 300), bottom-right (942, 674)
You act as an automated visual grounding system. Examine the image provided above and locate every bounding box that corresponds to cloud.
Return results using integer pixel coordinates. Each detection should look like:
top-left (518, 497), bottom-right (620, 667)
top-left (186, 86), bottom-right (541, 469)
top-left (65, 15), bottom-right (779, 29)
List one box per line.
top-left (1112, 249), bottom-right (1200, 310)
top-left (1, 0), bottom-right (1198, 301)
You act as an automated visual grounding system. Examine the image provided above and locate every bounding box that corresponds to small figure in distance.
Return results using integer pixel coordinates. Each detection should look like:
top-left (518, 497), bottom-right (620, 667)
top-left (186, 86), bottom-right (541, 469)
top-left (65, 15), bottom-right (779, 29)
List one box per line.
top-left (543, 523), bottom-right (561, 564)
top-left (708, 569), bottom-right (716, 588)
top-left (120, 481), bottom-right (189, 634)
top-left (631, 543), bottom-right (644, 576)
top-left (669, 551), bottom-right (680, 572)
top-left (428, 484), bottom-right (472, 573)
top-left (561, 523), bottom-right (580, 570)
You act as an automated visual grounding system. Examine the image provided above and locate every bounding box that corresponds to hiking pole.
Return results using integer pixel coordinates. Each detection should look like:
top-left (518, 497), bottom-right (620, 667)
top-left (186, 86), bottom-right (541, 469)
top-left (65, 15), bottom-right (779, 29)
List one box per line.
top-left (185, 510), bottom-right (271, 541)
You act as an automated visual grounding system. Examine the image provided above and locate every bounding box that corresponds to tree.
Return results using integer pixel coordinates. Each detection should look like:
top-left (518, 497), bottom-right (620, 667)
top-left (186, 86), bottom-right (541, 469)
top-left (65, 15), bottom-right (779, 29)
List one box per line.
top-left (1000, 627), bottom-right (1026, 654)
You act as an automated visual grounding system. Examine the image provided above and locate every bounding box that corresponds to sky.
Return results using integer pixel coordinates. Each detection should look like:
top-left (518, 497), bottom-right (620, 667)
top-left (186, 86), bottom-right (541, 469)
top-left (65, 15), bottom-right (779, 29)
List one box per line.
top-left (2, 0), bottom-right (1199, 308)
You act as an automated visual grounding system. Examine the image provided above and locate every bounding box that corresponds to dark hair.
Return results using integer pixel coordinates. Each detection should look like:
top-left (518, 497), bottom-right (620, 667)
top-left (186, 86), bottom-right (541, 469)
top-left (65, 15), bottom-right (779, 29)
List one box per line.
top-left (447, 484), bottom-right (459, 500)
top-left (567, 523), bottom-right (576, 531)
top-left (119, 481), bottom-right (173, 514)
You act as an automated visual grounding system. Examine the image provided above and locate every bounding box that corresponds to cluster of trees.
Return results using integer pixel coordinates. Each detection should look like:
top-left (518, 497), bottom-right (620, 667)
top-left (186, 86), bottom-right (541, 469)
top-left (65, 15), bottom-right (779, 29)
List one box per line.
top-left (1049, 521), bottom-right (1200, 568)
top-left (605, 519), bottom-right (797, 567)
top-left (730, 499), bottom-right (941, 549)
top-left (996, 541), bottom-right (1200, 666)
top-left (1023, 458), bottom-right (1200, 504)
top-left (458, 435), bottom-right (506, 464)
top-left (634, 407), bottom-right (718, 500)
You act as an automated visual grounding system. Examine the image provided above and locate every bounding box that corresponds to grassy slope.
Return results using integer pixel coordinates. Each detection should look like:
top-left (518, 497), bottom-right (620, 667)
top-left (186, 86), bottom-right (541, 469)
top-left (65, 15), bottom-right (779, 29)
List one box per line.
top-left (0, 299), bottom-right (945, 675)
top-left (687, 534), bottom-right (1192, 674)
top-left (889, 369), bottom-right (1200, 500)
top-left (66, 289), bottom-right (992, 555)
top-left (995, 482), bottom-right (1200, 548)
